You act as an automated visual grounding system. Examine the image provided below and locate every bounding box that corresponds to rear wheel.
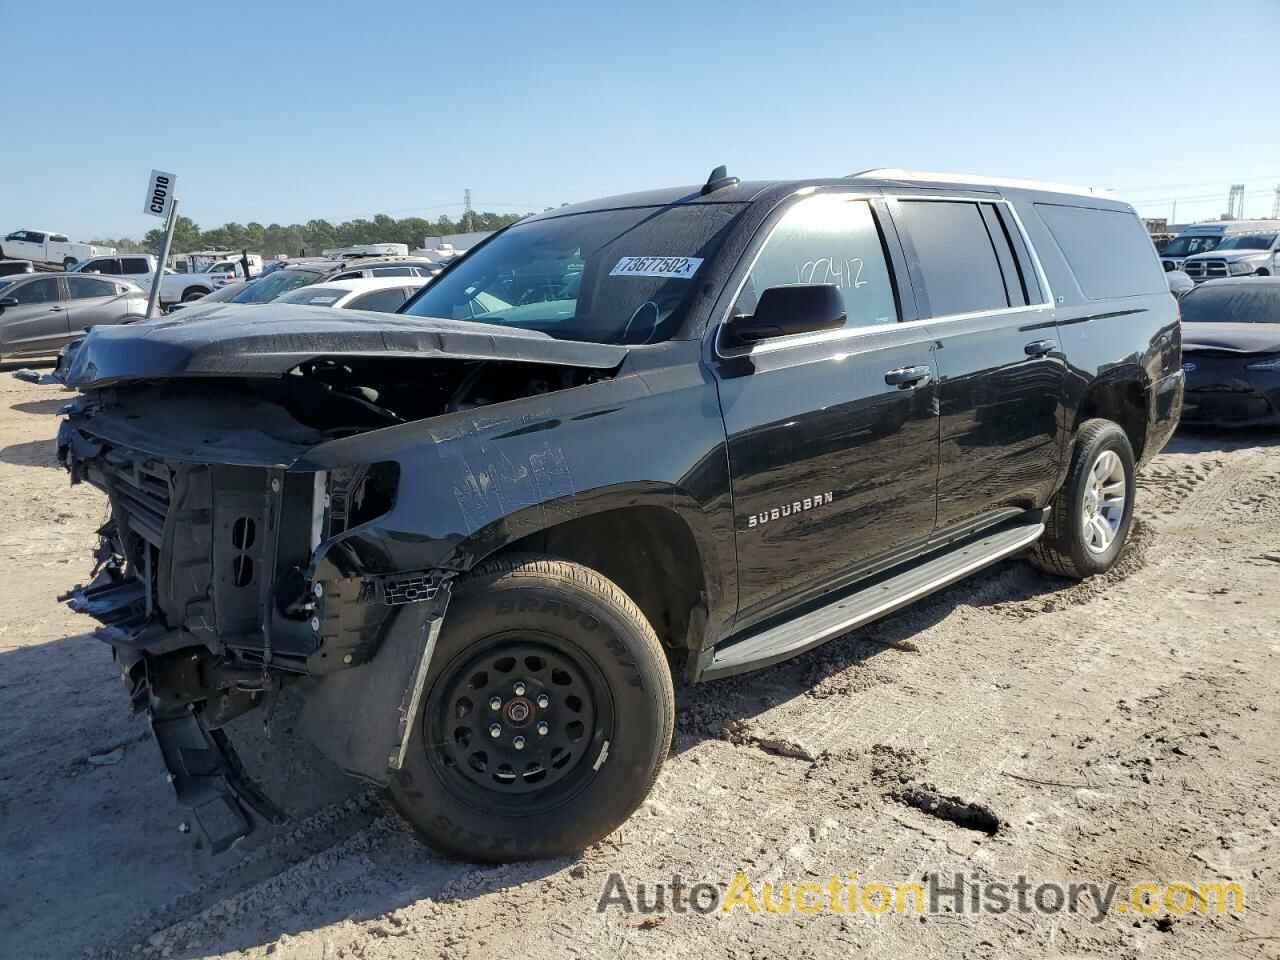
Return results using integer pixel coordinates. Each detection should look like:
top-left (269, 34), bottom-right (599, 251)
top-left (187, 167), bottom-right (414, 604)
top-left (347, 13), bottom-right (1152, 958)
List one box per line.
top-left (1031, 419), bottom-right (1136, 579)
top-left (390, 555), bottom-right (674, 862)
top-left (63, 257), bottom-right (77, 270)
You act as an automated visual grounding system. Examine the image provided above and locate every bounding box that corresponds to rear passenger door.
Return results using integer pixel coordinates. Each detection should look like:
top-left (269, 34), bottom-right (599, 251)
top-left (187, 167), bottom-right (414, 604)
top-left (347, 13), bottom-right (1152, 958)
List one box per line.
top-left (65, 275), bottom-right (130, 335)
top-left (712, 192), bottom-right (941, 630)
top-left (886, 196), bottom-right (1063, 534)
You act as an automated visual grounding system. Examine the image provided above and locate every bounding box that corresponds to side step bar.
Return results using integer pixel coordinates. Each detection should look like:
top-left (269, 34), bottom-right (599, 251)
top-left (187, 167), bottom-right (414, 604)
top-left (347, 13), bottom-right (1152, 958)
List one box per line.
top-left (703, 518), bottom-right (1045, 681)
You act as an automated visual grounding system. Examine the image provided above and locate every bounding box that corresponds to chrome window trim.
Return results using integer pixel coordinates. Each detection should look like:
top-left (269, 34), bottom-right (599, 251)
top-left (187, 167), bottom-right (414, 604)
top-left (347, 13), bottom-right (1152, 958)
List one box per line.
top-left (712, 192), bottom-right (1056, 360)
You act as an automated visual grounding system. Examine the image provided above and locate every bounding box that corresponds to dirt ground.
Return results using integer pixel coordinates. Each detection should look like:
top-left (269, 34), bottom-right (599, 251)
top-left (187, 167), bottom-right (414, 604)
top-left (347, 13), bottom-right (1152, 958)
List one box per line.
top-left (1, 362), bottom-right (1277, 960)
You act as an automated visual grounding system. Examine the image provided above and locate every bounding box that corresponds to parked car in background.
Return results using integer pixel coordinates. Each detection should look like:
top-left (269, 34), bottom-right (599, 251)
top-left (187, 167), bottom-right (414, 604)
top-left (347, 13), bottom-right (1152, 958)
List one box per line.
top-left (274, 276), bottom-right (429, 313)
top-left (0, 273), bottom-right (145, 361)
top-left (1160, 220), bottom-right (1280, 273)
top-left (164, 280), bottom-right (249, 314)
top-left (1181, 229), bottom-right (1280, 284)
top-left (0, 230), bottom-right (114, 269)
top-left (0, 259), bottom-right (34, 277)
top-left (179, 257), bottom-right (442, 314)
top-left (324, 257), bottom-right (441, 281)
top-left (76, 254), bottom-right (230, 305)
top-left (1167, 269), bottom-right (1194, 298)
top-left (1180, 278), bottom-right (1280, 427)
top-left (171, 251), bottom-right (263, 277)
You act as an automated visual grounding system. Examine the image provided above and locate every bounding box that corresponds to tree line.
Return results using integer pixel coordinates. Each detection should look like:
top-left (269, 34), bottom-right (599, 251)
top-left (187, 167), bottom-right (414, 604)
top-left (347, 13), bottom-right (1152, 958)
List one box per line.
top-left (92, 210), bottom-right (532, 258)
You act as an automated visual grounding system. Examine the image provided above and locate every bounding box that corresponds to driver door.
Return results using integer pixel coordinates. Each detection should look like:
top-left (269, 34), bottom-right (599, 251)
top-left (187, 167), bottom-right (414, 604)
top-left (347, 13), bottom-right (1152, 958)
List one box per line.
top-left (710, 193), bottom-right (941, 631)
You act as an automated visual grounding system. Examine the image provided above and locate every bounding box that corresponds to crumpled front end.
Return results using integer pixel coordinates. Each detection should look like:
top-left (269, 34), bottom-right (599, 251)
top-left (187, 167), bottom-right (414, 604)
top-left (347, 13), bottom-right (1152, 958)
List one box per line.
top-left (57, 386), bottom-right (452, 852)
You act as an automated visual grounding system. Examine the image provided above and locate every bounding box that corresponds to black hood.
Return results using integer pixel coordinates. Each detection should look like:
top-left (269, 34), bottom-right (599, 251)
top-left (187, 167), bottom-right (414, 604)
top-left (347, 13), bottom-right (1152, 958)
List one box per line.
top-left (64, 304), bottom-right (629, 388)
top-left (1182, 322), bottom-right (1280, 355)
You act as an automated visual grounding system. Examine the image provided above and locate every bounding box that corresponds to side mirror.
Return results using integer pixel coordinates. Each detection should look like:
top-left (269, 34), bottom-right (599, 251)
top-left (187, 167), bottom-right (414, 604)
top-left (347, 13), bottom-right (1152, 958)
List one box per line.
top-left (0, 296), bottom-right (18, 312)
top-left (724, 284), bottom-right (846, 347)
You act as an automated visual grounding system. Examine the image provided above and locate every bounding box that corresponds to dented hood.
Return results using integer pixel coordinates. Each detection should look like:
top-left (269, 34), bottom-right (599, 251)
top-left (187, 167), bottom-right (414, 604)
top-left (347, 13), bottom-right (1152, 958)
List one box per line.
top-left (64, 304), bottom-right (629, 388)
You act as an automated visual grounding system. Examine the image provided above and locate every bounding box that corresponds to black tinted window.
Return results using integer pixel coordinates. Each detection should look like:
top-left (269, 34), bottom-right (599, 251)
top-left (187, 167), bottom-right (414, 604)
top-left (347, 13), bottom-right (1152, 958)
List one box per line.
top-left (370, 266), bottom-right (415, 277)
top-left (121, 257), bottom-right (151, 274)
top-left (12, 278), bottom-right (60, 304)
top-left (83, 258), bottom-right (120, 275)
top-left (348, 288), bottom-right (408, 312)
top-left (895, 200), bottom-right (1012, 316)
top-left (1180, 285), bottom-right (1280, 324)
top-left (67, 276), bottom-right (115, 300)
top-left (1034, 203), bottom-right (1167, 299)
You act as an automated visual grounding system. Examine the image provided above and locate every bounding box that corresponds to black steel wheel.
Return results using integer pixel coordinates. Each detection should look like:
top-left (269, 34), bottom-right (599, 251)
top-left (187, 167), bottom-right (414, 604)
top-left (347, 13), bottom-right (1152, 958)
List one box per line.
top-left (426, 635), bottom-right (612, 812)
top-left (390, 555), bottom-right (673, 862)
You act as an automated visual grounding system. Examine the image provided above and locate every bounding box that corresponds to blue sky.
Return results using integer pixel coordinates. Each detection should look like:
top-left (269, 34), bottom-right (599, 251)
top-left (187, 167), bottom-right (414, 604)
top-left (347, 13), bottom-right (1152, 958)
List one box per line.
top-left (2, 0), bottom-right (1278, 241)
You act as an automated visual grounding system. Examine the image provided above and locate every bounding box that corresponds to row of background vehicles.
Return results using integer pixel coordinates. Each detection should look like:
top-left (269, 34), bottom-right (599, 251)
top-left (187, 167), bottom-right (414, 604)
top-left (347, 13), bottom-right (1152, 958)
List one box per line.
top-left (1157, 221), bottom-right (1280, 427)
top-left (0, 249), bottom-right (447, 363)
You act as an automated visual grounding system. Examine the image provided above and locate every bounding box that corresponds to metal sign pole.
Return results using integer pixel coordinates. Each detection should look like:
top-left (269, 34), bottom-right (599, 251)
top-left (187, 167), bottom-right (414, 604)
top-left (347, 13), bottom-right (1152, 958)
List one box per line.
top-left (146, 198), bottom-right (179, 320)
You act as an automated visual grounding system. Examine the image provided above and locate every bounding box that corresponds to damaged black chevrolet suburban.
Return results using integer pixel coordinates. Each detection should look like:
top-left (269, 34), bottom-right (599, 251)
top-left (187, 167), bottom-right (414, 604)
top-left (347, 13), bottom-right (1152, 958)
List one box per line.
top-left (56, 168), bottom-right (1183, 861)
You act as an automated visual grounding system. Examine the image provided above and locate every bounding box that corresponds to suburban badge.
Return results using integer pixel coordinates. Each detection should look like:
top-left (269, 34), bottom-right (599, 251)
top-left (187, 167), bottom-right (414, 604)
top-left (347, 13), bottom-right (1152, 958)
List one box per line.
top-left (747, 492), bottom-right (834, 528)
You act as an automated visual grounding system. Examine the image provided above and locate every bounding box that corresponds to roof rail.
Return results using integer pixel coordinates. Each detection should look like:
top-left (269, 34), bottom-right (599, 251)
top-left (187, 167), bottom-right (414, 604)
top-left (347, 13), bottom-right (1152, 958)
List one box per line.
top-left (848, 168), bottom-right (1113, 199)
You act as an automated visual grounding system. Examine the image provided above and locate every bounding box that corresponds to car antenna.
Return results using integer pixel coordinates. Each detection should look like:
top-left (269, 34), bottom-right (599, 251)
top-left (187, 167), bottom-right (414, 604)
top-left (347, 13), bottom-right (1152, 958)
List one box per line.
top-left (701, 165), bottom-right (740, 195)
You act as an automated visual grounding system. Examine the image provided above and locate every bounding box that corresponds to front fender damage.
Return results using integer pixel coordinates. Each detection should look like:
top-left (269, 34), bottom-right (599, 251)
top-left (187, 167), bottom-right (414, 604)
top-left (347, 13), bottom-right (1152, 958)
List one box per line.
top-left (56, 342), bottom-right (619, 852)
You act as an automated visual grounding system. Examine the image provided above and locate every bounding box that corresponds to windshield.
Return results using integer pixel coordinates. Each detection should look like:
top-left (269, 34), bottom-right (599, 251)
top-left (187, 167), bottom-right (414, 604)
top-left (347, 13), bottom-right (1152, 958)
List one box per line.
top-left (1215, 233), bottom-right (1277, 251)
top-left (1181, 285), bottom-right (1280, 324)
top-left (1164, 235), bottom-right (1221, 257)
top-left (277, 285), bottom-right (349, 306)
top-left (229, 269), bottom-right (322, 304)
top-left (400, 204), bottom-right (745, 344)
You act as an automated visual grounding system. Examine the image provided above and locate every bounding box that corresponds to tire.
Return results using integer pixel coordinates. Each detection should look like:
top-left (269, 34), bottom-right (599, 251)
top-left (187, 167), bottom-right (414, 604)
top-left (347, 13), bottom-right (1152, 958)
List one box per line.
top-left (63, 257), bottom-right (78, 270)
top-left (1031, 418), bottom-right (1136, 579)
top-left (390, 555), bottom-right (674, 862)
top-left (181, 288), bottom-right (207, 302)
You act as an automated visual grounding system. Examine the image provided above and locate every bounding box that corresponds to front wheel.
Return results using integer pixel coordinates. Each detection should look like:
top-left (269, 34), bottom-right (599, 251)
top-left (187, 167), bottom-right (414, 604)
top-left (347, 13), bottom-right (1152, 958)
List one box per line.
top-left (63, 257), bottom-right (77, 270)
top-left (390, 555), bottom-right (674, 862)
top-left (181, 288), bottom-right (207, 302)
top-left (1031, 419), bottom-right (1136, 579)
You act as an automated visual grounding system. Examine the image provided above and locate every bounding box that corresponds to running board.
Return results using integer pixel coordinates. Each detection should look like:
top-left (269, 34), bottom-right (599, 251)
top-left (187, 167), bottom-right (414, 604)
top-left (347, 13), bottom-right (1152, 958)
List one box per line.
top-left (703, 518), bottom-right (1045, 681)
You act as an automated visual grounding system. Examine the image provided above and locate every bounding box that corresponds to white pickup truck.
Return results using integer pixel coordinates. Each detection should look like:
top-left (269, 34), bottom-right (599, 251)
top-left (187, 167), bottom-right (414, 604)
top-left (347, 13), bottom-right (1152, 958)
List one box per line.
top-left (0, 229), bottom-right (115, 269)
top-left (74, 254), bottom-right (246, 305)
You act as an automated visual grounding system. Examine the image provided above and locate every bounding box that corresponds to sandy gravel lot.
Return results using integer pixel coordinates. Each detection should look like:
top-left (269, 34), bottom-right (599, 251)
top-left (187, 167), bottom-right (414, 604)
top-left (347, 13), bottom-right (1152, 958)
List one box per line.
top-left (1, 363), bottom-right (1277, 960)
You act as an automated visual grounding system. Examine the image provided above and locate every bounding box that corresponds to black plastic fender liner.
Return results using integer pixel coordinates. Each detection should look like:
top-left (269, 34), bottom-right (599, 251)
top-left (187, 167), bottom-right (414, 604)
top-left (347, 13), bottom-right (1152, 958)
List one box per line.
top-left (151, 707), bottom-right (285, 853)
top-left (298, 579), bottom-right (452, 785)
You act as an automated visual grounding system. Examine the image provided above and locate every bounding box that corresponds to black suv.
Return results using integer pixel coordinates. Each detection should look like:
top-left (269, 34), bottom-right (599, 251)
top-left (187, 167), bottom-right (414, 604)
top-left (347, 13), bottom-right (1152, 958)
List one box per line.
top-left (56, 168), bottom-right (1183, 861)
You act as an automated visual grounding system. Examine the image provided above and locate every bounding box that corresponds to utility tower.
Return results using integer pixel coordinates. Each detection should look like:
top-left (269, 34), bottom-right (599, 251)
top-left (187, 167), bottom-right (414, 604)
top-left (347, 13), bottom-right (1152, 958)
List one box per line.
top-left (1226, 184), bottom-right (1246, 220)
top-left (1272, 185), bottom-right (1280, 220)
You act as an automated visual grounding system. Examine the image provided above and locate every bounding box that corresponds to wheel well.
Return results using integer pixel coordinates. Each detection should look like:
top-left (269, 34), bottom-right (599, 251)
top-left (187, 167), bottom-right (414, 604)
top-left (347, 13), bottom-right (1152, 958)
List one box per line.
top-left (183, 285), bottom-right (208, 298)
top-left (1075, 381), bottom-right (1146, 461)
top-left (492, 506), bottom-right (706, 653)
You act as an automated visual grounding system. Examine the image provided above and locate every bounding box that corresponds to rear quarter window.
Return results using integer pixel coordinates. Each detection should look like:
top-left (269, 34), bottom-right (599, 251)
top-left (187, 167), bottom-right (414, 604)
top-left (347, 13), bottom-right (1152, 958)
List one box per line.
top-left (1034, 203), bottom-right (1166, 299)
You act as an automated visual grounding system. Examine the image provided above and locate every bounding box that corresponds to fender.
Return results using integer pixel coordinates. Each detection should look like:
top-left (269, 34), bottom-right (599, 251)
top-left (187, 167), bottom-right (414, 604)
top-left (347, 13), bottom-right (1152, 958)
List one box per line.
top-left (296, 357), bottom-right (738, 637)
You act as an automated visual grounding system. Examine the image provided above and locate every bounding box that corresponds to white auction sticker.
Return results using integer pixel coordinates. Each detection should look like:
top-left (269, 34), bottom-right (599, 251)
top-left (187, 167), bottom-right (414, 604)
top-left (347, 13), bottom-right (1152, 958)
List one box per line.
top-left (609, 256), bottom-right (703, 280)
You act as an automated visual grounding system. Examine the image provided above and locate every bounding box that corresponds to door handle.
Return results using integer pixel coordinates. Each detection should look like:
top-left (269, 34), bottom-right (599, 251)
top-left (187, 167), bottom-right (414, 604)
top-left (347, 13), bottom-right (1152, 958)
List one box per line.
top-left (884, 364), bottom-right (932, 388)
top-left (1024, 339), bottom-right (1056, 357)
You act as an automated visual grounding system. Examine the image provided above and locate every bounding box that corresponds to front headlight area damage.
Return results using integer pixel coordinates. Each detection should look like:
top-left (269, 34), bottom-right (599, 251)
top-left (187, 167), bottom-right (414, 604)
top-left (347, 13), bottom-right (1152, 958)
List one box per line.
top-left (57, 391), bottom-right (451, 853)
